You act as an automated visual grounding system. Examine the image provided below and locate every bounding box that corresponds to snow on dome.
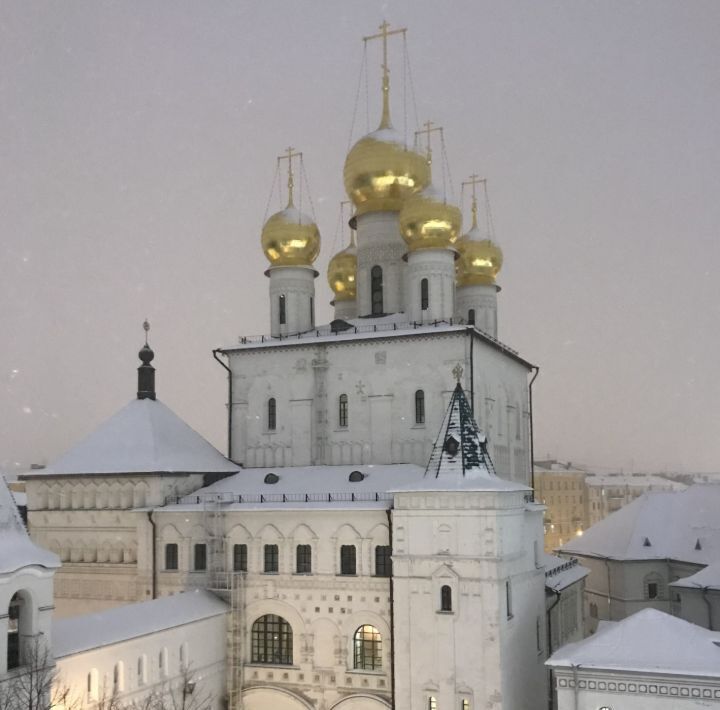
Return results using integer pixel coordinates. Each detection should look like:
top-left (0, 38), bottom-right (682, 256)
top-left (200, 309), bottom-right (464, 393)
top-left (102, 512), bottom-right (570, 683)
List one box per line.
top-left (34, 398), bottom-right (239, 476)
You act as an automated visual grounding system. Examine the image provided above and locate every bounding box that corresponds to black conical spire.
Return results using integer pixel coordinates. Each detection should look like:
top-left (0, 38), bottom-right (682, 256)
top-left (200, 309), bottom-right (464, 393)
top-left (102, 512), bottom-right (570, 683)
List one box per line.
top-left (137, 319), bottom-right (156, 400)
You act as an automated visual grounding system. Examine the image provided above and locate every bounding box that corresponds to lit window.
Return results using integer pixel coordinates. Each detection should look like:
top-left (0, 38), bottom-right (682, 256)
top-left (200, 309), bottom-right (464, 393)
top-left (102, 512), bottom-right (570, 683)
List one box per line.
top-left (251, 614), bottom-right (293, 665)
top-left (339, 394), bottom-right (349, 428)
top-left (420, 278), bottom-right (429, 311)
top-left (340, 545), bottom-right (356, 575)
top-left (375, 545), bottom-right (392, 577)
top-left (353, 625), bottom-right (382, 670)
top-left (233, 543), bottom-right (247, 572)
top-left (165, 543), bottom-right (178, 570)
top-left (415, 389), bottom-right (425, 424)
top-left (461, 701), bottom-right (470, 710)
top-left (371, 265), bottom-right (383, 315)
top-left (296, 544), bottom-right (312, 574)
top-left (193, 543), bottom-right (206, 571)
top-left (428, 696), bottom-right (437, 710)
top-left (267, 398), bottom-right (277, 431)
top-left (440, 585), bottom-right (452, 612)
top-left (264, 544), bottom-right (279, 573)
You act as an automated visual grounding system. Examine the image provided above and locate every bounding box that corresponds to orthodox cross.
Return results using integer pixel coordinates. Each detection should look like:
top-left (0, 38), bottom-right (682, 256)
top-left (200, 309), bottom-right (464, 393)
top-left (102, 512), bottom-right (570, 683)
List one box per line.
top-left (416, 120), bottom-right (443, 166)
top-left (452, 363), bottom-right (464, 383)
top-left (364, 21), bottom-right (406, 128)
top-left (277, 147), bottom-right (302, 206)
top-left (143, 319), bottom-right (150, 345)
top-left (461, 174), bottom-right (486, 228)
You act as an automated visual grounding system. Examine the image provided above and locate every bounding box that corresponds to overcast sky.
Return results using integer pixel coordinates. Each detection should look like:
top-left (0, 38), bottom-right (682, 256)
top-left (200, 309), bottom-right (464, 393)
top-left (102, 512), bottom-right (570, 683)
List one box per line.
top-left (2, 1), bottom-right (719, 475)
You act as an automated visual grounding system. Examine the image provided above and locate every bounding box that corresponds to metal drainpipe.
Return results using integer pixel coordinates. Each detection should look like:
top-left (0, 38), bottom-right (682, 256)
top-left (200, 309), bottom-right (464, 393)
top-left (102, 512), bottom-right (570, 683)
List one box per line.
top-left (212, 349), bottom-right (233, 460)
top-left (147, 510), bottom-right (157, 599)
top-left (702, 586), bottom-right (714, 630)
top-left (528, 366), bottom-right (540, 498)
top-left (386, 508), bottom-right (396, 710)
top-left (546, 588), bottom-right (561, 710)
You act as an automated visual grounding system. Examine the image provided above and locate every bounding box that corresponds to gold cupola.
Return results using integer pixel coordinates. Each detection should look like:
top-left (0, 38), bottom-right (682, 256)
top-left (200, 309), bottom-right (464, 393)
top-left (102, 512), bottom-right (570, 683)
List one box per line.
top-left (343, 23), bottom-right (429, 216)
top-left (261, 149), bottom-right (320, 267)
top-left (399, 123), bottom-right (462, 251)
top-left (327, 228), bottom-right (357, 302)
top-left (456, 177), bottom-right (503, 286)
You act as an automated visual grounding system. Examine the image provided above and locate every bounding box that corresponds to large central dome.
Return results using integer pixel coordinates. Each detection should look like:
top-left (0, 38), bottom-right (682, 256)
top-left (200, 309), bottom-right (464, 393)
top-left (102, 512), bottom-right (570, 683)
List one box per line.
top-left (344, 126), bottom-right (430, 216)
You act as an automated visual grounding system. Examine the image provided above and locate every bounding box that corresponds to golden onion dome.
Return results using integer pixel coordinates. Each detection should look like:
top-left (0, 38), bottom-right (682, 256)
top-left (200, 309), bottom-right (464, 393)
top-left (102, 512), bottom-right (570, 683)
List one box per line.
top-left (327, 233), bottom-right (357, 302)
top-left (261, 204), bottom-right (320, 266)
top-left (344, 127), bottom-right (430, 216)
top-left (399, 184), bottom-right (462, 251)
top-left (456, 224), bottom-right (504, 286)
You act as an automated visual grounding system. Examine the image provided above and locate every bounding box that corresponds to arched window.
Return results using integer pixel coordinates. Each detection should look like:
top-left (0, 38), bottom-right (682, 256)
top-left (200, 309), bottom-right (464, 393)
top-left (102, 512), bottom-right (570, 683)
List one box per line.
top-left (415, 389), bottom-right (425, 425)
top-left (468, 308), bottom-right (475, 325)
top-left (251, 614), bottom-right (293, 664)
top-left (353, 625), bottom-right (382, 670)
top-left (267, 398), bottom-right (277, 431)
top-left (371, 265), bottom-right (383, 315)
top-left (87, 669), bottom-right (99, 701)
top-left (338, 394), bottom-right (349, 428)
top-left (427, 697), bottom-right (437, 710)
top-left (179, 642), bottom-right (188, 668)
top-left (420, 278), bottom-right (429, 311)
top-left (159, 647), bottom-right (168, 677)
top-left (296, 544), bottom-right (312, 574)
top-left (278, 295), bottom-right (286, 325)
top-left (113, 661), bottom-right (124, 691)
top-left (7, 592), bottom-right (21, 670)
top-left (440, 585), bottom-right (452, 612)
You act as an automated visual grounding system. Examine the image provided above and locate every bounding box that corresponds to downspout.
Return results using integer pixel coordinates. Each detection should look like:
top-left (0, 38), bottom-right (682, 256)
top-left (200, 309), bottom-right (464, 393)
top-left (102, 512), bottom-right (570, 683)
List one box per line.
top-left (386, 508), bottom-right (396, 710)
top-left (213, 349), bottom-right (233, 460)
top-left (528, 365), bottom-right (540, 499)
top-left (147, 510), bottom-right (157, 600)
top-left (546, 588), bottom-right (561, 710)
top-left (702, 586), bottom-right (714, 630)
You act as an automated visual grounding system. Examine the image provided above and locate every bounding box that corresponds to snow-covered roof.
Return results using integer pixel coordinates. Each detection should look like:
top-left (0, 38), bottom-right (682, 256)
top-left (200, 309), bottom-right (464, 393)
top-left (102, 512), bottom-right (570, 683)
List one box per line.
top-left (585, 473), bottom-right (687, 491)
top-left (221, 315), bottom-right (533, 369)
top-left (52, 589), bottom-right (228, 658)
top-left (547, 608), bottom-right (720, 678)
top-left (166, 463), bottom-right (424, 511)
top-left (393, 383), bottom-right (527, 494)
top-left (0, 476), bottom-right (60, 574)
top-left (27, 398), bottom-right (239, 477)
top-left (559, 484), bottom-right (720, 563)
top-left (670, 561), bottom-right (720, 591)
top-left (543, 554), bottom-right (589, 591)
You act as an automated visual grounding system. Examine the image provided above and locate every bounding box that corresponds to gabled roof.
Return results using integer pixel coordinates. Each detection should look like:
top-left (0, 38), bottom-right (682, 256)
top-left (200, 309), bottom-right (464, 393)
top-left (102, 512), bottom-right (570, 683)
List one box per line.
top-left (559, 484), bottom-right (720, 563)
top-left (393, 383), bottom-right (527, 494)
top-left (0, 476), bottom-right (60, 573)
top-left (547, 608), bottom-right (720, 678)
top-left (52, 589), bottom-right (228, 657)
top-left (28, 398), bottom-right (239, 477)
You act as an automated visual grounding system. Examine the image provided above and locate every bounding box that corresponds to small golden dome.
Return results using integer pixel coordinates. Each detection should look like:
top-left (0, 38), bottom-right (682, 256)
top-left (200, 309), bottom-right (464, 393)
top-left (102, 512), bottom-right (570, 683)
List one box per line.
top-left (327, 233), bottom-right (357, 302)
top-left (456, 225), bottom-right (503, 286)
top-left (261, 205), bottom-right (320, 266)
top-left (399, 184), bottom-right (462, 251)
top-left (344, 127), bottom-right (430, 216)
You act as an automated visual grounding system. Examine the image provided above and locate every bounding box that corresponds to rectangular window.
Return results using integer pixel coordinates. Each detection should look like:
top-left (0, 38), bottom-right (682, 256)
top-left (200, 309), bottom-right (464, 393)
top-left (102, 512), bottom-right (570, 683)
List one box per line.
top-left (233, 544), bottom-right (247, 572)
top-left (193, 543), bottom-right (207, 571)
top-left (339, 394), bottom-right (349, 428)
top-left (165, 543), bottom-right (178, 570)
top-left (374, 545), bottom-right (392, 577)
top-left (340, 545), bottom-right (356, 575)
top-left (279, 295), bottom-right (286, 325)
top-left (296, 544), bottom-right (312, 574)
top-left (648, 582), bottom-right (658, 599)
top-left (506, 580), bottom-right (513, 619)
top-left (264, 544), bottom-right (279, 573)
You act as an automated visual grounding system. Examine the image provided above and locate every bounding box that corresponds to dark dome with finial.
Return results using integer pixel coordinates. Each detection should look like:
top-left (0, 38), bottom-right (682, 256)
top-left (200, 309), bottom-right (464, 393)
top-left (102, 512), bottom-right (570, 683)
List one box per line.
top-left (139, 344), bottom-right (155, 365)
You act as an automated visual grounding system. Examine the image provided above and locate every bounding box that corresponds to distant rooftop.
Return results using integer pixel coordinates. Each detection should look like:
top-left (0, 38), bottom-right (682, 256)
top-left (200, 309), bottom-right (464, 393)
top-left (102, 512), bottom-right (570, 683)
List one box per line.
top-left (543, 554), bottom-right (589, 591)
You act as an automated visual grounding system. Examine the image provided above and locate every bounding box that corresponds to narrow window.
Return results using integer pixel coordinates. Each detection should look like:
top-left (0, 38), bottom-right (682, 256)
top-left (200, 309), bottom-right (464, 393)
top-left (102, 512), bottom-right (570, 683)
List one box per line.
top-left (415, 389), bottom-right (425, 425)
top-left (87, 670), bottom-right (99, 701)
top-left (159, 648), bottom-right (168, 677)
top-left (461, 701), bottom-right (470, 710)
top-left (310, 296), bottom-right (314, 327)
top-left (279, 295), bottom-right (286, 325)
top-left (353, 625), bottom-right (382, 670)
top-left (506, 580), bottom-right (513, 619)
top-left (296, 544), bottom-right (312, 574)
top-left (428, 697), bottom-right (437, 710)
top-left (440, 585), bottom-right (452, 612)
top-left (268, 398), bottom-right (277, 431)
top-left (648, 582), bottom-right (658, 599)
top-left (420, 278), bottom-right (429, 311)
top-left (375, 545), bottom-right (392, 577)
top-left (536, 616), bottom-right (542, 652)
top-left (340, 544), bottom-right (356, 575)
top-left (251, 614), bottom-right (293, 664)
top-left (113, 662), bottom-right (124, 691)
top-left (338, 394), bottom-right (349, 428)
top-left (137, 655), bottom-right (146, 685)
top-left (264, 544), bottom-right (279, 573)
top-left (179, 642), bottom-right (188, 668)
top-left (193, 543), bottom-right (207, 571)
top-left (165, 543), bottom-right (178, 570)
top-left (233, 543), bottom-right (247, 572)
top-left (7, 593), bottom-right (21, 670)
top-left (468, 308), bottom-right (475, 325)
top-left (371, 265), bottom-right (383, 315)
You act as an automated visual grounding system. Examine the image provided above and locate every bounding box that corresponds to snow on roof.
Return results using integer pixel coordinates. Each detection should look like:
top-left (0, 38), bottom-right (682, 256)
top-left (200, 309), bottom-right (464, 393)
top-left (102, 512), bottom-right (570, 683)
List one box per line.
top-left (670, 561), bottom-right (720, 590)
top-left (584, 473), bottom-right (687, 490)
top-left (29, 398), bottom-right (239, 477)
top-left (0, 476), bottom-right (60, 573)
top-left (543, 554), bottom-right (589, 591)
top-left (559, 484), bottom-right (720, 563)
top-left (166, 463), bottom-right (424, 511)
top-left (393, 383), bottom-right (527, 494)
top-left (547, 608), bottom-right (720, 678)
top-left (52, 589), bottom-right (228, 658)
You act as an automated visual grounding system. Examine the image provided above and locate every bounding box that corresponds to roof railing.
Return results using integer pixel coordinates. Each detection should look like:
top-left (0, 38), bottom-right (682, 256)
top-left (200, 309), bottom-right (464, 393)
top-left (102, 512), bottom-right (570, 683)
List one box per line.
top-left (165, 491), bottom-right (393, 506)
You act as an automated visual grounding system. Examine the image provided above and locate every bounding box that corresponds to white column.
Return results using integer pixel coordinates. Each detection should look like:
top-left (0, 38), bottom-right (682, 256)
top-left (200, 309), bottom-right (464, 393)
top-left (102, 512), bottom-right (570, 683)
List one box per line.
top-left (355, 211), bottom-right (406, 317)
top-left (456, 284), bottom-right (499, 338)
top-left (405, 248), bottom-right (456, 323)
top-left (333, 299), bottom-right (357, 321)
top-left (267, 265), bottom-right (317, 337)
